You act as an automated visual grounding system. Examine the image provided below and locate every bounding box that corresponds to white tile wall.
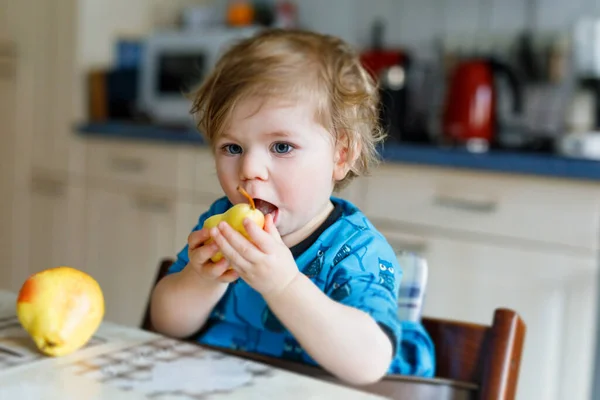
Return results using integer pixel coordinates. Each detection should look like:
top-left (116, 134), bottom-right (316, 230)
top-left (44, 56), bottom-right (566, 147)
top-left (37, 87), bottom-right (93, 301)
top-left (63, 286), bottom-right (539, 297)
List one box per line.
top-left (77, 0), bottom-right (600, 68)
top-left (76, 0), bottom-right (213, 69)
top-left (296, 0), bottom-right (600, 53)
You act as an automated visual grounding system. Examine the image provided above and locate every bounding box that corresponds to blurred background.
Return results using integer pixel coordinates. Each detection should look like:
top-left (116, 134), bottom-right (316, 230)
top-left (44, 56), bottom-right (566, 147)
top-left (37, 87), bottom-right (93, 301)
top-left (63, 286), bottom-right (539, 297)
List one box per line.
top-left (2, 1), bottom-right (600, 399)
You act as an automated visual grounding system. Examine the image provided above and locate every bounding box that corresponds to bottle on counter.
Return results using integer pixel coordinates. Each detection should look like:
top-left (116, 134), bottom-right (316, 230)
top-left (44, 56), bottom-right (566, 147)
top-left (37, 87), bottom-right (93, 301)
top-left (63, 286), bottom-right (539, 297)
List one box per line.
top-left (273, 0), bottom-right (297, 29)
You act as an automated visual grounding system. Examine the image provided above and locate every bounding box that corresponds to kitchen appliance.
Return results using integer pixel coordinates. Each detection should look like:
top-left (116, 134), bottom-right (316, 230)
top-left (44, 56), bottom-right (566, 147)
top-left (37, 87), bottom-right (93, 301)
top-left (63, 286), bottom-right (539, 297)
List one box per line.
top-left (360, 20), bottom-right (424, 142)
top-left (138, 26), bottom-right (260, 126)
top-left (88, 68), bottom-right (139, 122)
top-left (360, 20), bottom-right (407, 80)
top-left (441, 57), bottom-right (524, 150)
top-left (573, 17), bottom-right (600, 130)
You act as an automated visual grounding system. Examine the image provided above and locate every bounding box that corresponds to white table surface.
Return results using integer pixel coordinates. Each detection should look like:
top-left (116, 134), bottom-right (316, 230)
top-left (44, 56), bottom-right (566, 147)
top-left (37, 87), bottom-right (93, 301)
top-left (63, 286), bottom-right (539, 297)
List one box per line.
top-left (0, 290), bottom-right (387, 400)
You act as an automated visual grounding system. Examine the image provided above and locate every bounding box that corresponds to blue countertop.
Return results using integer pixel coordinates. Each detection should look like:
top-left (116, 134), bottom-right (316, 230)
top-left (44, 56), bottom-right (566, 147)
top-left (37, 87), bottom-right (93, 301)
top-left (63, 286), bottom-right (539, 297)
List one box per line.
top-left (77, 122), bottom-right (600, 183)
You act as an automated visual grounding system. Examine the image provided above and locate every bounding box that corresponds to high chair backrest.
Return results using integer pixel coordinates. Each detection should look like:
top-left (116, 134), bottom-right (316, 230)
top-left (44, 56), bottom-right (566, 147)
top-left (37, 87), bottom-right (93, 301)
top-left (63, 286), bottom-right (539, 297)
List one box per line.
top-left (141, 258), bottom-right (174, 333)
top-left (420, 308), bottom-right (526, 399)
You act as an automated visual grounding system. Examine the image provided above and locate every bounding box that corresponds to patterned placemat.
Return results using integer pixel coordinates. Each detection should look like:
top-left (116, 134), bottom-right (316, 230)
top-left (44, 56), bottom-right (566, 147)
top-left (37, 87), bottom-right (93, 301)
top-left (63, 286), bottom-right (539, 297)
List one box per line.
top-left (63, 337), bottom-right (276, 399)
top-left (0, 316), bottom-right (107, 370)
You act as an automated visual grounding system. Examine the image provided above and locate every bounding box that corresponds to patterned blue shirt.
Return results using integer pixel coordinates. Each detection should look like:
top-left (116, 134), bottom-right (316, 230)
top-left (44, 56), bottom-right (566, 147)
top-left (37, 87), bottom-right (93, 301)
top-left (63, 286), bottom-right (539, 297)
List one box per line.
top-left (167, 196), bottom-right (435, 377)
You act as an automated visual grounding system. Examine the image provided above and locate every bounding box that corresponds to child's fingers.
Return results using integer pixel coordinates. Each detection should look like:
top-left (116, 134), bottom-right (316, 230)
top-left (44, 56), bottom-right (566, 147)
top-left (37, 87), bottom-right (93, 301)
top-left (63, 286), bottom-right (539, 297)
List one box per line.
top-left (217, 269), bottom-right (239, 283)
top-left (202, 257), bottom-right (230, 279)
top-left (187, 228), bottom-right (211, 250)
top-left (189, 241), bottom-right (220, 266)
top-left (212, 223), bottom-right (259, 268)
top-left (264, 214), bottom-right (283, 243)
top-left (244, 216), bottom-right (280, 252)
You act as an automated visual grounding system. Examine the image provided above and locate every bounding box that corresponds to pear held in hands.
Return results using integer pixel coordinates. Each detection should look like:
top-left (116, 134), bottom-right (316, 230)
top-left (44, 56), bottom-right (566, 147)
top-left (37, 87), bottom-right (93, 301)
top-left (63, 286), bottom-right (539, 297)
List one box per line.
top-left (203, 186), bottom-right (265, 262)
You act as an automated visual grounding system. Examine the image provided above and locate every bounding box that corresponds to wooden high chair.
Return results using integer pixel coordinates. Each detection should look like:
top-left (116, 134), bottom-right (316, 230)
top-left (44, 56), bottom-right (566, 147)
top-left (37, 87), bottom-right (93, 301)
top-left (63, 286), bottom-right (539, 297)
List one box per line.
top-left (142, 258), bottom-right (526, 400)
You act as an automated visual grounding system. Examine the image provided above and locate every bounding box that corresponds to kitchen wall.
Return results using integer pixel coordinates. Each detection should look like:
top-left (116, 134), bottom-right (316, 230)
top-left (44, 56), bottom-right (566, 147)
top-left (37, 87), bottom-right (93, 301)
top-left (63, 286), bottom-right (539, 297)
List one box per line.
top-left (297, 0), bottom-right (600, 57)
top-left (76, 0), bottom-right (212, 70)
top-left (77, 0), bottom-right (600, 69)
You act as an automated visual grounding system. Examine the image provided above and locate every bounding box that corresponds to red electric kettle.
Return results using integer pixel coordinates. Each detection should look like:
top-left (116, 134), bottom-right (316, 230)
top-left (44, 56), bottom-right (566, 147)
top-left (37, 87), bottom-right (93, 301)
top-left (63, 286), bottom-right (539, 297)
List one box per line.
top-left (441, 58), bottom-right (524, 148)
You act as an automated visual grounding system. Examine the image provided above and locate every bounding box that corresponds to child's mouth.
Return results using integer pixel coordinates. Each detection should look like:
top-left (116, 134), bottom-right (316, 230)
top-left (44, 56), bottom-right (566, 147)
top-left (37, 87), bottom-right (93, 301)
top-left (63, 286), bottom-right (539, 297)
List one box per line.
top-left (253, 199), bottom-right (278, 219)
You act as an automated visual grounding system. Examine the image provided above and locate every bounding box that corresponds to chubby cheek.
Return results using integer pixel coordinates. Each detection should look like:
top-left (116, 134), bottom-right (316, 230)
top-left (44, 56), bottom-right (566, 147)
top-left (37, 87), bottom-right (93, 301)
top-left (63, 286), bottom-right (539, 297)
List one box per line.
top-left (276, 159), bottom-right (333, 216)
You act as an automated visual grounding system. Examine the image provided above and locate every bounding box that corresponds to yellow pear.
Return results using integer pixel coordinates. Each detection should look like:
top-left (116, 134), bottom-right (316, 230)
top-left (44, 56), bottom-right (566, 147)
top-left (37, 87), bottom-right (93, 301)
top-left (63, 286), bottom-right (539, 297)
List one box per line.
top-left (16, 266), bottom-right (104, 357)
top-left (204, 186), bottom-right (265, 262)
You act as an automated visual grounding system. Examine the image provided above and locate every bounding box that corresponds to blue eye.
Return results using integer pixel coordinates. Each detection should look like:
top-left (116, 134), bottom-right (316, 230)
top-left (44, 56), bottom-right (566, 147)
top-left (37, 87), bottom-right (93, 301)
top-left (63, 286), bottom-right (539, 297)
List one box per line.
top-left (223, 144), bottom-right (243, 155)
top-left (271, 142), bottom-right (293, 154)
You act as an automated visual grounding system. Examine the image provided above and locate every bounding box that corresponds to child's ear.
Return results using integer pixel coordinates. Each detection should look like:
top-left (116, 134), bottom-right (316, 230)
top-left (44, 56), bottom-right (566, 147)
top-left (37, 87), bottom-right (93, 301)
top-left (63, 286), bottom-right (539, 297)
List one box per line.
top-left (333, 134), bottom-right (360, 181)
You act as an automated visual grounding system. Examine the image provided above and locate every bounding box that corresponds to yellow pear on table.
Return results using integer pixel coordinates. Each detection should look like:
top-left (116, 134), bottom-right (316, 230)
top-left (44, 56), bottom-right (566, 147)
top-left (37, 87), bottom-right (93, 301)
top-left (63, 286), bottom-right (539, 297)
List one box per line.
top-left (16, 266), bottom-right (104, 357)
top-left (204, 186), bottom-right (265, 262)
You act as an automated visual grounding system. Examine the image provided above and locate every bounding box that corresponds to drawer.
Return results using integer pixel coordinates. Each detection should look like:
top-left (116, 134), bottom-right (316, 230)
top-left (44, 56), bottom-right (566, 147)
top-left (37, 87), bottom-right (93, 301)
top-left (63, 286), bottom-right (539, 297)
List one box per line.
top-left (364, 164), bottom-right (600, 251)
top-left (85, 139), bottom-right (194, 192)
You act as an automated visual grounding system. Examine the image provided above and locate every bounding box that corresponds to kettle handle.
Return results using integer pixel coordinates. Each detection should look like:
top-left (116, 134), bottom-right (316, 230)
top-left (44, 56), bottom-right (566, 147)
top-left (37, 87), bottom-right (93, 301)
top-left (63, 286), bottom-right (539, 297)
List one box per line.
top-left (489, 59), bottom-right (524, 114)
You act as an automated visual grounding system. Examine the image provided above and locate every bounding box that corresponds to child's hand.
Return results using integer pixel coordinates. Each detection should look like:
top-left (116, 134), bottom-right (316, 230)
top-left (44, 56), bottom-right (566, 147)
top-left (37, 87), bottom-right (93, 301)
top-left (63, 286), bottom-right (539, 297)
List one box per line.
top-left (209, 214), bottom-right (299, 297)
top-left (187, 228), bottom-right (239, 284)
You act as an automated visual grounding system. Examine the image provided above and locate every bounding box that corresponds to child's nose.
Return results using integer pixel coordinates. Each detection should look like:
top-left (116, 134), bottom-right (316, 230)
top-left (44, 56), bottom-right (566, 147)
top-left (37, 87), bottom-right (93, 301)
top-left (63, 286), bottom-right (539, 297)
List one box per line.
top-left (239, 151), bottom-right (268, 181)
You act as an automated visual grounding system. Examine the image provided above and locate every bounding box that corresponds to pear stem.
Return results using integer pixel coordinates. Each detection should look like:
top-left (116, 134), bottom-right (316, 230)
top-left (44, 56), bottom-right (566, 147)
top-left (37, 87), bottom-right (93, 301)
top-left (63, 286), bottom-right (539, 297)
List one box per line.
top-left (237, 186), bottom-right (255, 209)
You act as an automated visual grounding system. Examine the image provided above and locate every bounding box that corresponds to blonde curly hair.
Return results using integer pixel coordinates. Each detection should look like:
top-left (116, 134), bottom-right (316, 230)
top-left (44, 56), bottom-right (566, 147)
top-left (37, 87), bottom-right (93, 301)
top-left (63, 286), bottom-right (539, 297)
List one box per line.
top-left (190, 28), bottom-right (386, 191)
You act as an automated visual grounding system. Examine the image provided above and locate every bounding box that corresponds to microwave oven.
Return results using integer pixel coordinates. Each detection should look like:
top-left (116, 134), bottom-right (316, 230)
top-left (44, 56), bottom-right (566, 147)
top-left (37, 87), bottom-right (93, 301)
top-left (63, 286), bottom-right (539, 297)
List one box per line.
top-left (138, 27), bottom-right (261, 126)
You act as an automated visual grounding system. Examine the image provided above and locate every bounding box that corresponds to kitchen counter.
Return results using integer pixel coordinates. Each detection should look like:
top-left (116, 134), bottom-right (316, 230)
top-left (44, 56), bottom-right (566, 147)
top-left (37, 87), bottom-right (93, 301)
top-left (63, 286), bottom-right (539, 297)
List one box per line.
top-left (77, 122), bottom-right (600, 182)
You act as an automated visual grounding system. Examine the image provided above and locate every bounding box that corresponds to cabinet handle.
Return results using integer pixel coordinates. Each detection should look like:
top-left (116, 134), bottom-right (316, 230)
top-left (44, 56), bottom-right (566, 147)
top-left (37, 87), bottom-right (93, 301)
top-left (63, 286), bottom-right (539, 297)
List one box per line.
top-left (110, 156), bottom-right (146, 173)
top-left (133, 196), bottom-right (172, 213)
top-left (31, 178), bottom-right (66, 197)
top-left (432, 193), bottom-right (497, 214)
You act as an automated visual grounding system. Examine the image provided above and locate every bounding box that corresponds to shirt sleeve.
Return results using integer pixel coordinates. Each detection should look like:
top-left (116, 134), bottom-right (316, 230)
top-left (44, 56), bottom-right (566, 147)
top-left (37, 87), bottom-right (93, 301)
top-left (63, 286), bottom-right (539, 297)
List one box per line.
top-left (324, 233), bottom-right (435, 377)
top-left (167, 197), bottom-right (231, 275)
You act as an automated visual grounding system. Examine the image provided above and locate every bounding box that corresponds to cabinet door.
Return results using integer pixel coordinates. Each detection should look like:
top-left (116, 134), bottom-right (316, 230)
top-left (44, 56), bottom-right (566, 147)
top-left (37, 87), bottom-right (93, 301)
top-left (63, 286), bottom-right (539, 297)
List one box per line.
top-left (25, 0), bottom-right (78, 173)
top-left (0, 56), bottom-right (16, 290)
top-left (364, 164), bottom-right (600, 252)
top-left (173, 196), bottom-right (218, 258)
top-left (376, 226), bottom-right (597, 400)
top-left (15, 175), bottom-right (86, 287)
top-left (83, 187), bottom-right (176, 327)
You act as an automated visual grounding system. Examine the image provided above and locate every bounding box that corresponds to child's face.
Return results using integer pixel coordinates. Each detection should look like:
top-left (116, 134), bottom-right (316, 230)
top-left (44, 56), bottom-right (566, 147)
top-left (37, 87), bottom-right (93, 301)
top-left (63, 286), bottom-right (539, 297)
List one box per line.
top-left (213, 97), bottom-right (348, 247)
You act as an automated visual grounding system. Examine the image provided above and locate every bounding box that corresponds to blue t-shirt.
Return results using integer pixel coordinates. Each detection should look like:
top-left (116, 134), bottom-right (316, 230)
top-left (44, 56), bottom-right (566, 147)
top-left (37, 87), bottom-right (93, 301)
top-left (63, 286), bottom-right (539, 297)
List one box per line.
top-left (167, 196), bottom-right (435, 377)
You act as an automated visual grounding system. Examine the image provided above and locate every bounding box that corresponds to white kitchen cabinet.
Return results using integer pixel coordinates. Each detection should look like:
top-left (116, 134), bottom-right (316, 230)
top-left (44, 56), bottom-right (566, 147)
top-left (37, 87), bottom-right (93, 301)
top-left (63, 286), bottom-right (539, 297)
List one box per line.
top-left (82, 186), bottom-right (177, 328)
top-left (373, 211), bottom-right (598, 400)
top-left (193, 147), bottom-right (222, 198)
top-left (9, 172), bottom-right (87, 293)
top-left (0, 2), bottom-right (8, 40)
top-left (364, 164), bottom-right (600, 252)
top-left (75, 139), bottom-right (201, 327)
top-left (173, 196), bottom-right (220, 259)
top-left (363, 162), bottom-right (600, 400)
top-left (25, 0), bottom-right (79, 174)
top-left (85, 138), bottom-right (197, 193)
top-left (0, 50), bottom-right (16, 291)
top-left (17, 174), bottom-right (86, 286)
